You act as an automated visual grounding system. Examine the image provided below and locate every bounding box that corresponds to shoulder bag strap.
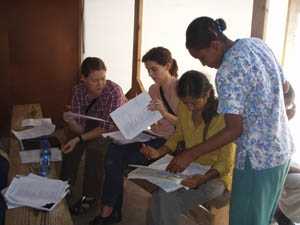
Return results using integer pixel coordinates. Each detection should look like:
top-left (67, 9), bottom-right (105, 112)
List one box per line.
top-left (85, 97), bottom-right (99, 114)
top-left (159, 87), bottom-right (176, 116)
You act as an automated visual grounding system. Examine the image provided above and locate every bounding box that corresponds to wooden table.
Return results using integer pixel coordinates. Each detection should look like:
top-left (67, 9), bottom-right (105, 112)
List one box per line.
top-left (5, 104), bottom-right (73, 225)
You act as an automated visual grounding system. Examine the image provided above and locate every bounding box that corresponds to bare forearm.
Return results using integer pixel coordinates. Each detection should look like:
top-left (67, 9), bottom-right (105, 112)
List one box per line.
top-left (161, 111), bottom-right (178, 125)
top-left (80, 127), bottom-right (105, 142)
top-left (158, 145), bottom-right (172, 156)
top-left (67, 121), bottom-right (84, 135)
top-left (203, 169), bottom-right (219, 182)
top-left (188, 114), bottom-right (242, 161)
top-left (189, 128), bottom-right (239, 159)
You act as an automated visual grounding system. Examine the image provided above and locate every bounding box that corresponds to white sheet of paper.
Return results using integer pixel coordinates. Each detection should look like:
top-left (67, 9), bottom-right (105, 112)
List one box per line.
top-left (110, 92), bottom-right (162, 139)
top-left (102, 130), bottom-right (157, 144)
top-left (67, 112), bottom-right (110, 123)
top-left (1, 187), bottom-right (21, 209)
top-left (21, 118), bottom-right (52, 127)
top-left (148, 154), bottom-right (211, 176)
top-left (19, 148), bottom-right (62, 164)
top-left (12, 121), bottom-right (55, 140)
top-left (128, 154), bottom-right (211, 192)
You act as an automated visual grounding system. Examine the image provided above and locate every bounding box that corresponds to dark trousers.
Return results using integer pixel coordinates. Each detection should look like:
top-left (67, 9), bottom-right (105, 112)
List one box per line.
top-left (0, 154), bottom-right (9, 225)
top-left (101, 138), bottom-right (166, 212)
top-left (61, 138), bottom-right (111, 199)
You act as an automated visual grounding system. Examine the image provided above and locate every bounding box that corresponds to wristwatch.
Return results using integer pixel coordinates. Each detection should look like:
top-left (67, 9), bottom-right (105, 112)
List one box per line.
top-left (78, 135), bottom-right (85, 144)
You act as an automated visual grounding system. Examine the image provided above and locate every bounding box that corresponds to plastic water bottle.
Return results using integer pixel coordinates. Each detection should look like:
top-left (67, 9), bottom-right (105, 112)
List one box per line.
top-left (39, 138), bottom-right (51, 177)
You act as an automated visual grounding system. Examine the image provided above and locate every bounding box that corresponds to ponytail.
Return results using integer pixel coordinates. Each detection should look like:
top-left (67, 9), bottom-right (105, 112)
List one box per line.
top-left (186, 16), bottom-right (227, 50)
top-left (169, 59), bottom-right (178, 78)
top-left (142, 47), bottom-right (178, 77)
top-left (202, 88), bottom-right (218, 125)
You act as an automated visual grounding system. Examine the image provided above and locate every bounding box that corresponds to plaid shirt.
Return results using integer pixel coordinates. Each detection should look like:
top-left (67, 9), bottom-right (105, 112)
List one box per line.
top-left (71, 80), bottom-right (127, 132)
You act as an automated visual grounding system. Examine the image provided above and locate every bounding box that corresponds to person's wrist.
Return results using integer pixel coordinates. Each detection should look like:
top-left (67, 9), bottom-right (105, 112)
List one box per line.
top-left (160, 110), bottom-right (167, 117)
top-left (158, 146), bottom-right (167, 157)
top-left (77, 135), bottom-right (85, 144)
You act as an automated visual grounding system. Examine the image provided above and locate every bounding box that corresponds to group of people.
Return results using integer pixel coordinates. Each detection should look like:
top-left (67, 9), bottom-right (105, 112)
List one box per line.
top-left (58, 16), bottom-right (296, 225)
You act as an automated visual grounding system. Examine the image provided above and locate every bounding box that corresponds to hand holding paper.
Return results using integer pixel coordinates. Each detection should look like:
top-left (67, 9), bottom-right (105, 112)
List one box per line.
top-left (110, 92), bottom-right (162, 139)
top-left (140, 144), bottom-right (161, 160)
top-left (147, 99), bottom-right (166, 115)
top-left (181, 174), bottom-right (207, 189)
top-left (63, 111), bottom-right (76, 123)
top-left (128, 154), bottom-right (210, 192)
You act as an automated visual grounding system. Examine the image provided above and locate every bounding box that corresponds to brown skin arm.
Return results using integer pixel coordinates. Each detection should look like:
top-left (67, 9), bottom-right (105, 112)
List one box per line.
top-left (181, 169), bottom-right (219, 189)
top-left (140, 144), bottom-right (171, 160)
top-left (286, 103), bottom-right (296, 120)
top-left (167, 114), bottom-right (243, 173)
top-left (283, 81), bottom-right (289, 94)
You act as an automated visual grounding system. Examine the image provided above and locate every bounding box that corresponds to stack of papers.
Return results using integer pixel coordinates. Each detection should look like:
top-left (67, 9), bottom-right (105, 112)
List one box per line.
top-left (11, 118), bottom-right (62, 163)
top-left (3, 173), bottom-right (69, 211)
top-left (12, 118), bottom-right (56, 140)
top-left (128, 154), bottom-right (211, 192)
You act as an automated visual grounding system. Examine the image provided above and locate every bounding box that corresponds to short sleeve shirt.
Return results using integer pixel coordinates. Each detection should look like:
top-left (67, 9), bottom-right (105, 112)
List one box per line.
top-left (216, 38), bottom-right (294, 170)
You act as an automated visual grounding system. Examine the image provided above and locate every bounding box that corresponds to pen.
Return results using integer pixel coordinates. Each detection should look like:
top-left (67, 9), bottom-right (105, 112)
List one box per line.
top-left (141, 130), bottom-right (160, 138)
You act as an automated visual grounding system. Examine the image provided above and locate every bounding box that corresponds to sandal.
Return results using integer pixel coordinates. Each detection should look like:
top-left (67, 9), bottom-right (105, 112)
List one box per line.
top-left (70, 196), bottom-right (97, 215)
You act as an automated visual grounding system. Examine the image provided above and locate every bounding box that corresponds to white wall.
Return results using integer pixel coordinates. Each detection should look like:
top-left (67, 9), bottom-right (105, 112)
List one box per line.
top-left (264, 0), bottom-right (289, 63)
top-left (84, 0), bottom-right (253, 92)
top-left (141, 0), bottom-right (253, 90)
top-left (84, 0), bottom-right (134, 93)
top-left (278, 0), bottom-right (300, 163)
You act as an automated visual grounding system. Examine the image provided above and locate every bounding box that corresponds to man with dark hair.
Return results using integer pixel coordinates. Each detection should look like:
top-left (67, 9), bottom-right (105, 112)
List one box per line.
top-left (61, 57), bottom-right (127, 215)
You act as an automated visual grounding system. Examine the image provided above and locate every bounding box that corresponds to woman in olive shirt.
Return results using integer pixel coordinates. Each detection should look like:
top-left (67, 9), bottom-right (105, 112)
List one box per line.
top-left (141, 70), bottom-right (236, 225)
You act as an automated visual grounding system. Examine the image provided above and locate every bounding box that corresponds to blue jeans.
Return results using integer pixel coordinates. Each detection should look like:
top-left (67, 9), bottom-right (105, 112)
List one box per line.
top-left (101, 138), bottom-right (166, 212)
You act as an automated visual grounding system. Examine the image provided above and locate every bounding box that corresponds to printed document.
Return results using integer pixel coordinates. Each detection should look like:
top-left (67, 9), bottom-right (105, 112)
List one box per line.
top-left (128, 154), bottom-right (211, 192)
top-left (21, 118), bottom-right (52, 127)
top-left (67, 112), bottom-right (111, 123)
top-left (110, 92), bottom-right (162, 139)
top-left (12, 119), bottom-right (55, 140)
top-left (102, 130), bottom-right (158, 144)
